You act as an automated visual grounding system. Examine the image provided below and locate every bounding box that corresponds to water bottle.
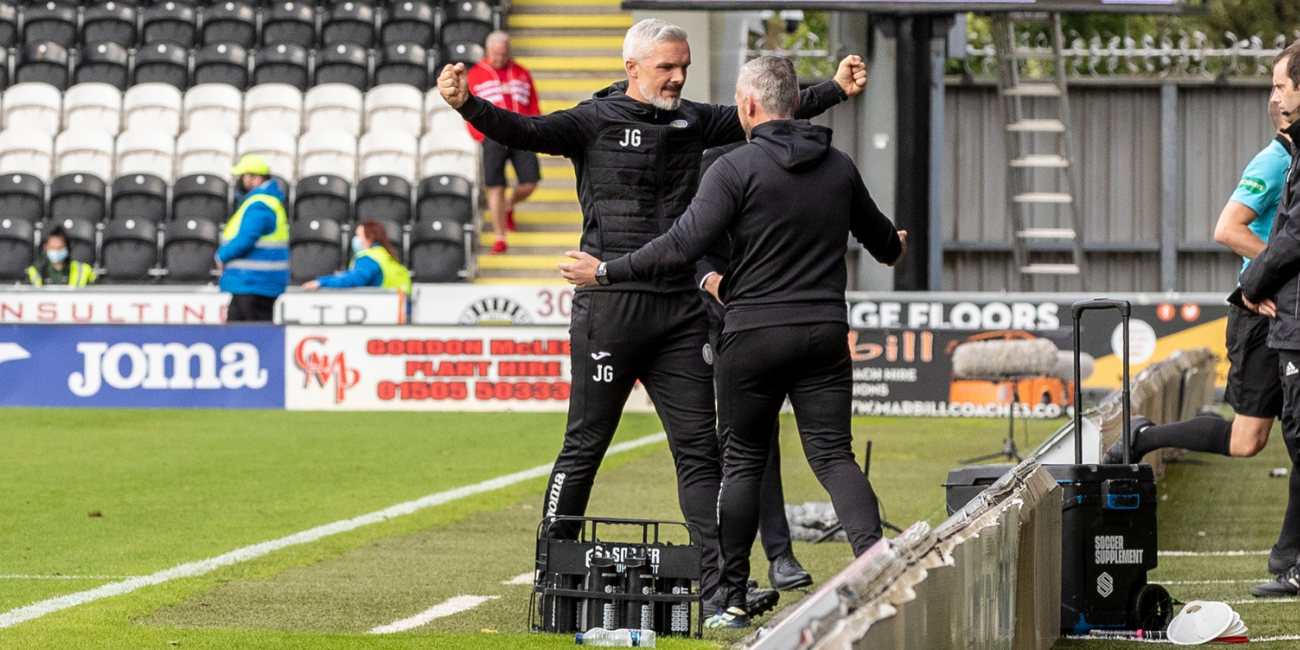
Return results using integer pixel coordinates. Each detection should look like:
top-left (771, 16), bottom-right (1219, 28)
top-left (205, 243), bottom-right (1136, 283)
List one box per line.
top-left (574, 628), bottom-right (657, 647)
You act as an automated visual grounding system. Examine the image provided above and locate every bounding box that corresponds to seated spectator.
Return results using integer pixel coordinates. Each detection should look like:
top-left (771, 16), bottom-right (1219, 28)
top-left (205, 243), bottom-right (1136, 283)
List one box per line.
top-left (27, 226), bottom-right (96, 287)
top-left (301, 220), bottom-right (411, 292)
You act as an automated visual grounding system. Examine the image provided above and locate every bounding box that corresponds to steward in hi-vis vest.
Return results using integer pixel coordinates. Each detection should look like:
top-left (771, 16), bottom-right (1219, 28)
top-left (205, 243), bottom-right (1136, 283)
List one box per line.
top-left (218, 154), bottom-right (289, 322)
top-left (302, 220), bottom-right (412, 294)
top-left (27, 225), bottom-right (96, 287)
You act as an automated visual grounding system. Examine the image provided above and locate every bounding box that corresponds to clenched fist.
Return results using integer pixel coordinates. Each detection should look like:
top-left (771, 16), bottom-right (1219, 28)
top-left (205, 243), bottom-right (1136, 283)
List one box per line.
top-left (438, 63), bottom-right (470, 109)
top-left (833, 55), bottom-right (868, 98)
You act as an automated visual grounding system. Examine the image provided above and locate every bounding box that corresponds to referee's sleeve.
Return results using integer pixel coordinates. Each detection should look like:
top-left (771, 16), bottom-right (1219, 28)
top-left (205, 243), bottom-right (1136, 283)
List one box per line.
top-left (1229, 146), bottom-right (1289, 218)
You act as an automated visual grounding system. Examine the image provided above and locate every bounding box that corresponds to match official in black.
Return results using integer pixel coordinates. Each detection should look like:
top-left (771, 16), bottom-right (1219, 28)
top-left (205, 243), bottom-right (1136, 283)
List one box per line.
top-left (561, 55), bottom-right (906, 628)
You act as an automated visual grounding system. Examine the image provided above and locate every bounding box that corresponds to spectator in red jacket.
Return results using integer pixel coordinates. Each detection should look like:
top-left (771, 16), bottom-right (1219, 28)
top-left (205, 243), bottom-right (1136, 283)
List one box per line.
top-left (468, 31), bottom-right (541, 254)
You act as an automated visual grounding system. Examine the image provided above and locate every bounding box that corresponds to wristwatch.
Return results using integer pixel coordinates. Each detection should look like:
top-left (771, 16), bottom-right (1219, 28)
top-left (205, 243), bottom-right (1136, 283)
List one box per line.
top-left (595, 262), bottom-right (610, 286)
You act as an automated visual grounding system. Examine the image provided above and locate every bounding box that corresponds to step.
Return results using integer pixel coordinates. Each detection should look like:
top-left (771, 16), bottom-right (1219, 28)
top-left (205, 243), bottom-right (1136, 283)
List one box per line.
top-left (477, 254), bottom-right (572, 270)
top-left (510, 4), bottom-right (628, 15)
top-left (509, 164), bottom-right (574, 180)
top-left (1003, 84), bottom-right (1061, 97)
top-left (1006, 119), bottom-right (1065, 133)
top-left (512, 36), bottom-right (625, 49)
top-left (514, 56), bottom-right (625, 72)
top-left (474, 277), bottom-right (571, 285)
top-left (507, 14), bottom-right (633, 29)
top-left (479, 231), bottom-right (579, 247)
top-left (1013, 192), bottom-right (1072, 204)
top-left (1010, 154), bottom-right (1069, 168)
top-left (514, 0), bottom-right (624, 6)
top-left (1016, 228), bottom-right (1076, 239)
top-left (513, 210), bottom-right (582, 225)
top-left (529, 188), bottom-right (579, 202)
top-left (541, 99), bottom-right (578, 113)
top-left (1021, 263), bottom-right (1080, 275)
top-left (534, 77), bottom-right (622, 92)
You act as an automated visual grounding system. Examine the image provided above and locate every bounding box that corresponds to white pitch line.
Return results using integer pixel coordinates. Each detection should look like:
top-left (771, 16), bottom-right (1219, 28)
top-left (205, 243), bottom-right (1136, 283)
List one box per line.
top-left (369, 595), bottom-right (500, 634)
top-left (1158, 550), bottom-right (1270, 557)
top-left (0, 575), bottom-right (137, 580)
top-left (502, 572), bottom-right (535, 585)
top-left (1153, 579), bottom-right (1261, 585)
top-left (1225, 597), bottom-right (1300, 605)
top-left (0, 432), bottom-right (668, 630)
top-left (1068, 633), bottom-right (1300, 644)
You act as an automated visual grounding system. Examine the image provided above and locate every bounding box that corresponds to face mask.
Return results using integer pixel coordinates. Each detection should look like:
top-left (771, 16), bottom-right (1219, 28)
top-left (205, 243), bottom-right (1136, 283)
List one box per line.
top-left (351, 236), bottom-right (365, 254)
top-left (47, 248), bottom-right (68, 263)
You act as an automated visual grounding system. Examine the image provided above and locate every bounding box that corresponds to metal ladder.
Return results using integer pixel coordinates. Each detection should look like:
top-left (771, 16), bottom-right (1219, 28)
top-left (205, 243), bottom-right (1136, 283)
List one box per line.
top-left (993, 14), bottom-right (1085, 289)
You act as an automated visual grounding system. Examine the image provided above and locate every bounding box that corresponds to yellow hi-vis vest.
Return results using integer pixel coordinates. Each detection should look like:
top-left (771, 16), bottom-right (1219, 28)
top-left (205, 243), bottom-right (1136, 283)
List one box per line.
top-left (354, 246), bottom-right (412, 293)
top-left (221, 193), bottom-right (289, 271)
top-left (27, 260), bottom-right (96, 287)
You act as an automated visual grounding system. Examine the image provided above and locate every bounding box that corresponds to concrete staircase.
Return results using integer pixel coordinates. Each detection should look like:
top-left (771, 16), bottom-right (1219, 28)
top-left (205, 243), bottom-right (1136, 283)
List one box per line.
top-left (473, 0), bottom-right (629, 284)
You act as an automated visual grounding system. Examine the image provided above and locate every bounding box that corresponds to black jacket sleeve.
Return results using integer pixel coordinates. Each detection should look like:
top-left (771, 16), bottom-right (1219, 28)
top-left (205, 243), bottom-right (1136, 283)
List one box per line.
top-left (455, 95), bottom-right (593, 158)
top-left (606, 159), bottom-right (741, 283)
top-left (1240, 213), bottom-right (1300, 301)
top-left (847, 162), bottom-right (902, 264)
top-left (698, 80), bottom-right (846, 148)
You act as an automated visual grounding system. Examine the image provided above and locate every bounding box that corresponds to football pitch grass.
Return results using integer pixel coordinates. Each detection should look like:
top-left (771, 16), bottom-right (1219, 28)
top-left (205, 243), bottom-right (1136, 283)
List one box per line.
top-left (1, 408), bottom-right (1297, 649)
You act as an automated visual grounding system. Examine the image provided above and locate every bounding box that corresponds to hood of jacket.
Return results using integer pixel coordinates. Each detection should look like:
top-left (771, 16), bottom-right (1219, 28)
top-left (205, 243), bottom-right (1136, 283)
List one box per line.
top-left (244, 178), bottom-right (286, 203)
top-left (748, 119), bottom-right (831, 171)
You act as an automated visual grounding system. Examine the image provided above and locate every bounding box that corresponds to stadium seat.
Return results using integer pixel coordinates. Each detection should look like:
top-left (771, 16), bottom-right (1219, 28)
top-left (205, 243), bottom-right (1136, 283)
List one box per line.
top-left (172, 173), bottom-right (229, 224)
top-left (304, 83), bottom-right (362, 136)
top-left (417, 173), bottom-right (472, 225)
top-left (63, 83), bottom-right (123, 134)
top-left (294, 173), bottom-right (350, 224)
top-left (111, 173), bottom-right (168, 223)
top-left (184, 83), bottom-right (242, 134)
top-left (380, 0), bottom-right (433, 48)
top-left (419, 127), bottom-right (478, 181)
top-left (4, 82), bottom-right (63, 135)
top-left (299, 129), bottom-right (356, 180)
top-left (50, 216), bottom-right (96, 264)
top-left (193, 43), bottom-right (249, 90)
top-left (424, 86), bottom-right (455, 122)
top-left (176, 129), bottom-right (235, 177)
top-left (201, 1), bottom-right (256, 49)
top-left (75, 42), bottom-right (130, 90)
top-left (49, 172), bottom-right (107, 222)
top-left (244, 83), bottom-right (302, 134)
top-left (164, 216), bottom-right (220, 282)
top-left (0, 49), bottom-right (12, 90)
top-left (290, 217), bottom-right (342, 283)
top-left (359, 129), bottom-right (417, 182)
top-left (0, 2), bottom-right (16, 50)
top-left (54, 129), bottom-right (115, 181)
top-left (374, 43), bottom-right (427, 88)
top-left (254, 43), bottom-right (309, 91)
top-left (0, 217), bottom-right (33, 280)
top-left (133, 43), bottom-right (190, 89)
top-left (366, 84), bottom-right (423, 136)
top-left (439, 41), bottom-right (485, 70)
top-left (17, 42), bottom-right (70, 90)
top-left (408, 217), bottom-right (464, 282)
top-left (321, 2), bottom-right (374, 48)
top-left (314, 43), bottom-right (369, 91)
top-left (0, 129), bottom-right (55, 182)
top-left (124, 83), bottom-right (184, 136)
top-left (0, 174), bottom-right (45, 224)
top-left (23, 2), bottom-right (76, 48)
top-left (142, 2), bottom-right (197, 48)
top-left (442, 0), bottom-right (493, 45)
top-left (355, 173), bottom-right (409, 224)
top-left (237, 128), bottom-right (296, 179)
top-left (262, 1), bottom-right (317, 49)
top-left (101, 217), bottom-right (158, 282)
top-left (83, 2), bottom-right (137, 49)
top-left (116, 129), bottom-right (176, 181)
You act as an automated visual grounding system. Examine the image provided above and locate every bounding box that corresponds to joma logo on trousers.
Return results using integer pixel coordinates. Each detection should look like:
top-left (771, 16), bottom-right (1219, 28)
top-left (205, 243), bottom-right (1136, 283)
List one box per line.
top-left (69, 342), bottom-right (268, 397)
top-left (546, 472), bottom-right (566, 517)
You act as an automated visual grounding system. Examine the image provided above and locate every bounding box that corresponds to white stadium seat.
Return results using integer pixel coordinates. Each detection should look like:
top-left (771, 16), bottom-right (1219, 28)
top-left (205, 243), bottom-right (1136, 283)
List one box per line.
top-left (176, 129), bottom-right (236, 178)
top-left (427, 109), bottom-right (472, 137)
top-left (116, 129), bottom-right (176, 180)
top-left (368, 84), bottom-right (423, 136)
top-left (359, 129), bottom-right (417, 182)
top-left (423, 87), bottom-right (456, 132)
top-left (0, 128), bottom-right (55, 181)
top-left (304, 83), bottom-right (363, 137)
top-left (63, 83), bottom-right (122, 134)
top-left (3, 82), bottom-right (63, 135)
top-left (55, 128), bottom-right (115, 180)
top-left (237, 128), bottom-right (296, 180)
top-left (183, 83), bottom-right (243, 135)
top-left (298, 128), bottom-right (357, 180)
top-left (123, 83), bottom-right (184, 137)
top-left (420, 128), bottom-right (478, 181)
top-left (244, 83), bottom-right (303, 135)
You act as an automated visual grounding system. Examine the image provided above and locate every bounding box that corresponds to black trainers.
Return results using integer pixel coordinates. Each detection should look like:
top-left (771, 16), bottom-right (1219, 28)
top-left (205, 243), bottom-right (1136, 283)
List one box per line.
top-left (746, 587), bottom-right (780, 617)
top-left (1102, 415), bottom-right (1154, 464)
top-left (1269, 545), bottom-right (1299, 576)
top-left (1252, 563), bottom-right (1300, 597)
top-left (768, 554), bottom-right (813, 591)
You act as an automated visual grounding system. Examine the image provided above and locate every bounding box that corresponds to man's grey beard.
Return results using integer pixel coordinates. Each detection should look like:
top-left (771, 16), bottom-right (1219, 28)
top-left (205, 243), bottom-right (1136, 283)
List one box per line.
top-left (639, 79), bottom-right (681, 111)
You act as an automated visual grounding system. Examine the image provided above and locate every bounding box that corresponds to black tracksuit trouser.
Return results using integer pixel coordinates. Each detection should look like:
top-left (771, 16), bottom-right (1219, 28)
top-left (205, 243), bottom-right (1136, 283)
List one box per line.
top-left (716, 321), bottom-right (882, 608)
top-left (543, 290), bottom-right (723, 596)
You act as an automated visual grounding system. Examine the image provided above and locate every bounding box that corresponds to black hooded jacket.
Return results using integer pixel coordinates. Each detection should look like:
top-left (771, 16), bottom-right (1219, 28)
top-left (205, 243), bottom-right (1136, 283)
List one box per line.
top-left (454, 79), bottom-right (847, 293)
top-left (1241, 118), bottom-right (1300, 349)
top-left (604, 120), bottom-right (902, 332)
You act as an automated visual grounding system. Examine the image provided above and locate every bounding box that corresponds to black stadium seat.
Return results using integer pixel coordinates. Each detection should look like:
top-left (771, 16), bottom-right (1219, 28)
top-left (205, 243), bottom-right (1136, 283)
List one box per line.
top-left (48, 217), bottom-right (96, 264)
top-left (0, 174), bottom-right (45, 224)
top-left (24, 2), bottom-right (76, 48)
top-left (322, 1), bottom-right (374, 48)
top-left (417, 174), bottom-right (473, 226)
top-left (193, 43), bottom-right (249, 89)
top-left (0, 48), bottom-right (10, 89)
top-left (355, 174), bottom-right (410, 224)
top-left (0, 2), bottom-right (16, 49)
top-left (17, 41), bottom-right (69, 89)
top-left (142, 2), bottom-right (198, 48)
top-left (290, 218), bottom-right (342, 283)
top-left (374, 43), bottom-right (427, 87)
top-left (409, 217), bottom-right (463, 282)
top-left (83, 2), bottom-right (138, 49)
top-left (101, 217), bottom-right (158, 282)
top-left (173, 174), bottom-right (229, 224)
top-left (381, 0), bottom-right (433, 48)
top-left (50, 173), bottom-right (107, 223)
top-left (112, 174), bottom-right (168, 224)
top-left (294, 174), bottom-right (351, 224)
top-left (439, 41), bottom-right (484, 69)
top-left (0, 217), bottom-right (33, 281)
top-left (76, 41), bottom-right (130, 90)
top-left (262, 1), bottom-right (317, 49)
top-left (375, 219), bottom-right (403, 261)
top-left (133, 42), bottom-right (190, 89)
top-left (441, 0), bottom-right (493, 45)
top-left (314, 43), bottom-right (368, 90)
top-left (164, 217), bottom-right (220, 282)
top-left (201, 1), bottom-right (256, 49)
top-left (254, 43), bottom-right (309, 90)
